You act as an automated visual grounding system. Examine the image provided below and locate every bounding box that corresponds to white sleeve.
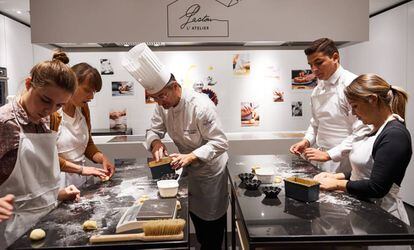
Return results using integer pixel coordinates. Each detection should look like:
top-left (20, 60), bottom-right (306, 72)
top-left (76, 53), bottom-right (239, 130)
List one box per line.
top-left (304, 97), bottom-right (318, 145)
top-left (327, 89), bottom-right (371, 161)
top-left (192, 106), bottom-right (229, 162)
top-left (145, 106), bottom-right (167, 151)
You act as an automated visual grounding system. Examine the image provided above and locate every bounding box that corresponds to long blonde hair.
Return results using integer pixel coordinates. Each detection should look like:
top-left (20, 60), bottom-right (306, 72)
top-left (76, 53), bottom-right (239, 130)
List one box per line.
top-left (345, 74), bottom-right (408, 120)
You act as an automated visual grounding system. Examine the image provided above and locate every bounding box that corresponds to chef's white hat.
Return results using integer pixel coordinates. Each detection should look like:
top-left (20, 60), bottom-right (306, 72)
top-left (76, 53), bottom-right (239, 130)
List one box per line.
top-left (122, 43), bottom-right (171, 94)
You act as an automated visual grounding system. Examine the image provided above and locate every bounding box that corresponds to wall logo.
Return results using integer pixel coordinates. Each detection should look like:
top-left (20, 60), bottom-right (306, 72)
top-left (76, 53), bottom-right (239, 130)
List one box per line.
top-left (167, 0), bottom-right (229, 37)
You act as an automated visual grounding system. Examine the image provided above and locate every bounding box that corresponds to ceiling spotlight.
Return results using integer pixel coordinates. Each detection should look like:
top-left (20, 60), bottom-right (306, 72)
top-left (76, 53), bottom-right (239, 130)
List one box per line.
top-left (123, 44), bottom-right (130, 47)
top-left (16, 10), bottom-right (22, 14)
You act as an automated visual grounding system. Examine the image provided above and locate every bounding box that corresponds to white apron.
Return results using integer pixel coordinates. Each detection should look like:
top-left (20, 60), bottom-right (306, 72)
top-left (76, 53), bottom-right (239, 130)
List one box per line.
top-left (56, 107), bottom-right (89, 188)
top-left (312, 84), bottom-right (352, 173)
top-left (0, 102), bottom-right (60, 248)
top-left (349, 115), bottom-right (409, 224)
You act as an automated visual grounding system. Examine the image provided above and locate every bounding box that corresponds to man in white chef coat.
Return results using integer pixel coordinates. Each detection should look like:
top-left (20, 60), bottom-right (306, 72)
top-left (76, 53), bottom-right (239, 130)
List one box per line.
top-left (290, 38), bottom-right (368, 173)
top-left (123, 44), bottom-right (229, 250)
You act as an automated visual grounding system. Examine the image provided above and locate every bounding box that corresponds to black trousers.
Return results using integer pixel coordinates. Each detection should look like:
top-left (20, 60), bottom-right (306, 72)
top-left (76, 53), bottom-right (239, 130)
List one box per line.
top-left (190, 212), bottom-right (226, 250)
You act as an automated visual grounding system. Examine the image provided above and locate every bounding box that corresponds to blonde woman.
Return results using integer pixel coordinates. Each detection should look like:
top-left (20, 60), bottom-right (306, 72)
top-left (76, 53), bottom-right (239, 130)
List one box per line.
top-left (314, 74), bottom-right (411, 225)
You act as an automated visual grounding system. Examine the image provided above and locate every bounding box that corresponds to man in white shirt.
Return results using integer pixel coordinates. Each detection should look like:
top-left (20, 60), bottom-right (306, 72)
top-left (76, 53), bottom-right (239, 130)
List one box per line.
top-left (290, 38), bottom-right (366, 173)
top-left (123, 44), bottom-right (229, 250)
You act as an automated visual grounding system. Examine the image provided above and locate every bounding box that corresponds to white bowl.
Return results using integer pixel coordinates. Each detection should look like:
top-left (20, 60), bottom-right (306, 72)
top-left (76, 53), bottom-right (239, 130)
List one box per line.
top-left (255, 168), bottom-right (275, 184)
top-left (157, 180), bottom-right (179, 198)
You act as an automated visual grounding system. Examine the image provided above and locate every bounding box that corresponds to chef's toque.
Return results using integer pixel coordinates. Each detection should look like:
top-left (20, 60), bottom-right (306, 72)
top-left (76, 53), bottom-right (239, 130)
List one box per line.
top-left (122, 43), bottom-right (171, 94)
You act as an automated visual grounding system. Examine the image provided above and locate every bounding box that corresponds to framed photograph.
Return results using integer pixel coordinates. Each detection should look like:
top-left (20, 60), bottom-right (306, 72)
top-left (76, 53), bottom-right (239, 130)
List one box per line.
top-left (109, 108), bottom-right (127, 129)
top-left (291, 70), bottom-right (317, 90)
top-left (100, 59), bottom-right (114, 75)
top-left (112, 81), bottom-right (134, 96)
top-left (233, 54), bottom-right (250, 76)
top-left (273, 89), bottom-right (285, 102)
top-left (241, 102), bottom-right (259, 127)
top-left (291, 101), bottom-right (303, 117)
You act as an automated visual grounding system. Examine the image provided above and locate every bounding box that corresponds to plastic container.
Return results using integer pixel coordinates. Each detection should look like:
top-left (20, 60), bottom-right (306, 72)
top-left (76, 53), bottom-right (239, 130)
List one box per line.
top-left (157, 180), bottom-right (179, 198)
top-left (255, 168), bottom-right (275, 184)
top-left (284, 177), bottom-right (320, 202)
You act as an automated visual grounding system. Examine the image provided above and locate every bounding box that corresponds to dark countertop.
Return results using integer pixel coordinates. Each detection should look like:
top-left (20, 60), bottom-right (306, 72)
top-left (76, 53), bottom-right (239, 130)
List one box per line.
top-left (9, 158), bottom-right (188, 249)
top-left (227, 155), bottom-right (414, 246)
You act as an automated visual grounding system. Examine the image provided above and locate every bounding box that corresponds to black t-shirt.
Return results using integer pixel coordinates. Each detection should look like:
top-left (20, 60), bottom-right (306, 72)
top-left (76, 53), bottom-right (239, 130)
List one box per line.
top-left (346, 119), bottom-right (412, 198)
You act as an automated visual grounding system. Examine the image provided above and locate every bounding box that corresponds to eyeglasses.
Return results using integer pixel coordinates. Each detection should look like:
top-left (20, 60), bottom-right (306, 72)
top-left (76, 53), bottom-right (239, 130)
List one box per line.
top-left (151, 89), bottom-right (170, 101)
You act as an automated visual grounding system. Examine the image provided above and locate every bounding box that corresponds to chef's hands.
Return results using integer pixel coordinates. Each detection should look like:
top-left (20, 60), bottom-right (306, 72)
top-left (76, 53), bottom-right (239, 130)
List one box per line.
top-left (0, 194), bottom-right (14, 222)
top-left (303, 148), bottom-right (331, 162)
top-left (290, 139), bottom-right (310, 155)
top-left (58, 185), bottom-right (80, 202)
top-left (314, 172), bottom-right (347, 191)
top-left (151, 140), bottom-right (169, 162)
top-left (170, 153), bottom-right (198, 170)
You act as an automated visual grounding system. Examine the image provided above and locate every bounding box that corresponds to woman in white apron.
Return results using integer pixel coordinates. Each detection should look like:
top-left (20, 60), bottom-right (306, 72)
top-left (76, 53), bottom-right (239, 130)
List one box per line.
top-left (0, 51), bottom-right (81, 248)
top-left (314, 74), bottom-right (411, 225)
top-left (50, 63), bottom-right (115, 188)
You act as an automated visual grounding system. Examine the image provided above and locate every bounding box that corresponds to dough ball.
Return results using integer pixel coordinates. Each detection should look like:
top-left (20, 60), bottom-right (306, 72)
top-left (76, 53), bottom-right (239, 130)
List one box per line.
top-left (176, 200), bottom-right (181, 210)
top-left (82, 220), bottom-right (97, 231)
top-left (29, 228), bottom-right (46, 241)
top-left (101, 176), bottom-right (110, 182)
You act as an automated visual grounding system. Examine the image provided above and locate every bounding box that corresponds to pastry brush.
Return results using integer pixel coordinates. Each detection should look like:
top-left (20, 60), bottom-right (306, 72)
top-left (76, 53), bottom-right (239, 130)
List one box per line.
top-left (89, 218), bottom-right (186, 243)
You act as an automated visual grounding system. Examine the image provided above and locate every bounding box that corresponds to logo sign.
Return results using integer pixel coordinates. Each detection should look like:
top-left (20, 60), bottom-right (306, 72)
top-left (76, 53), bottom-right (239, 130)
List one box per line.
top-left (167, 0), bottom-right (229, 37)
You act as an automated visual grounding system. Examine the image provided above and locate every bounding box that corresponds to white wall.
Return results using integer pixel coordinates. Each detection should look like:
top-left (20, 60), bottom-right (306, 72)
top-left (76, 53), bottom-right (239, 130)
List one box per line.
top-left (0, 15), bottom-right (6, 67)
top-left (33, 49), bottom-right (314, 134)
top-left (340, 1), bottom-right (414, 205)
top-left (0, 14), bottom-right (33, 96)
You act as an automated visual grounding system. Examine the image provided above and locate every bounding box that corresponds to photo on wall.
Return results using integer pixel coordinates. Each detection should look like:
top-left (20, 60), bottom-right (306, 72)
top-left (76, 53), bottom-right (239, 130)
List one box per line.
top-left (264, 64), bottom-right (281, 79)
top-left (291, 101), bottom-right (303, 117)
top-left (273, 89), bottom-right (285, 102)
top-left (145, 91), bottom-right (156, 104)
top-left (112, 81), bottom-right (134, 96)
top-left (241, 102), bottom-right (260, 127)
top-left (100, 59), bottom-right (114, 75)
top-left (233, 54), bottom-right (250, 76)
top-left (109, 108), bottom-right (127, 130)
top-left (291, 69), bottom-right (317, 90)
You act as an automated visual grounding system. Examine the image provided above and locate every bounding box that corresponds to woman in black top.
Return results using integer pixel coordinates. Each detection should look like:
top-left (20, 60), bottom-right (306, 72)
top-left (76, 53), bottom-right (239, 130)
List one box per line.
top-left (314, 74), bottom-right (412, 224)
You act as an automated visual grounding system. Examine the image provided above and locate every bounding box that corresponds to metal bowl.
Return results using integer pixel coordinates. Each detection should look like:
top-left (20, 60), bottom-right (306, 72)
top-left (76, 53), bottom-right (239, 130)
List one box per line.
top-left (238, 173), bottom-right (255, 182)
top-left (261, 186), bottom-right (281, 198)
top-left (244, 179), bottom-right (262, 190)
top-left (160, 173), bottom-right (179, 180)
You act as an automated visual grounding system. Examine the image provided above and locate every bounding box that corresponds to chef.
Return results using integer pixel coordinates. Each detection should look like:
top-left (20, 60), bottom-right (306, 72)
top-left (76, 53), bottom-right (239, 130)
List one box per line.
top-left (123, 43), bottom-right (229, 250)
top-left (290, 38), bottom-right (369, 173)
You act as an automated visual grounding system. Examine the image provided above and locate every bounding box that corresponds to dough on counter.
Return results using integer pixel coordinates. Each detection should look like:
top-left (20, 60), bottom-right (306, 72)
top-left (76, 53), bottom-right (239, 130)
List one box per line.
top-left (29, 228), bottom-right (46, 241)
top-left (176, 200), bottom-right (181, 210)
top-left (137, 195), bottom-right (149, 204)
top-left (101, 176), bottom-right (110, 182)
top-left (82, 220), bottom-right (97, 230)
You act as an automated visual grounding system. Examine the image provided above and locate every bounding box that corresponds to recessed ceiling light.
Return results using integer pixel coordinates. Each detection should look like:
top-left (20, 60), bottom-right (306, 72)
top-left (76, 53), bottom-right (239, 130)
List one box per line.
top-left (16, 10), bottom-right (22, 14)
top-left (123, 44), bottom-right (130, 47)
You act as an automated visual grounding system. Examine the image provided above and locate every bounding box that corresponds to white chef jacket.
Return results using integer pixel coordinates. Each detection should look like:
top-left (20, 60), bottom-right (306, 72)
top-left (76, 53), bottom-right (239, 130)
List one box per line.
top-left (304, 65), bottom-right (369, 173)
top-left (145, 88), bottom-right (229, 220)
